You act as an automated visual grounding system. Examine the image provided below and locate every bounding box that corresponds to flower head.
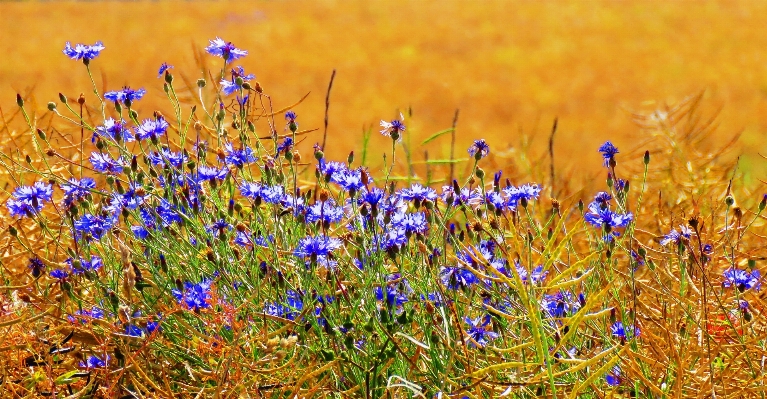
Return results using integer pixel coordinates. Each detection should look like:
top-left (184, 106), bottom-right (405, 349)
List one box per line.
top-left (380, 113), bottom-right (406, 141)
top-left (89, 152), bottom-right (126, 174)
top-left (172, 279), bottom-right (213, 311)
top-left (63, 41), bottom-right (105, 61)
top-left (104, 86), bottom-right (146, 105)
top-left (294, 236), bottom-right (343, 260)
top-left (94, 118), bottom-right (133, 142)
top-left (660, 225), bottom-right (693, 246)
top-left (723, 268), bottom-right (761, 292)
top-left (134, 117), bottom-right (169, 141)
top-left (598, 141), bottom-right (619, 167)
top-left (205, 37), bottom-right (248, 63)
top-left (464, 315), bottom-right (499, 348)
top-left (468, 139), bottom-right (490, 159)
top-left (157, 62), bottom-right (173, 78)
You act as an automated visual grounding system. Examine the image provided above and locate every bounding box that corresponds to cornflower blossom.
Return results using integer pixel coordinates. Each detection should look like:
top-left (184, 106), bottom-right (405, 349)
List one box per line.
top-left (94, 118), bottom-right (133, 142)
top-left (260, 185), bottom-right (285, 204)
top-left (74, 214), bottom-right (117, 241)
top-left (400, 183), bottom-right (438, 203)
top-left (541, 291), bottom-right (581, 319)
top-left (305, 200), bottom-right (345, 224)
top-left (593, 191), bottom-right (613, 205)
top-left (441, 185), bottom-right (482, 207)
top-left (464, 315), bottom-right (499, 348)
top-left (285, 110), bottom-right (298, 131)
top-left (584, 201), bottom-right (633, 232)
top-left (334, 169), bottom-right (366, 193)
top-left (224, 143), bottom-right (257, 168)
top-left (172, 280), bottom-right (213, 311)
top-left (80, 355), bottom-right (109, 370)
top-left (157, 62), bottom-right (173, 77)
top-left (68, 307), bottom-right (104, 324)
top-left (374, 285), bottom-right (409, 308)
top-left (357, 187), bottom-right (386, 207)
top-left (439, 266), bottom-right (478, 290)
top-left (503, 183), bottom-right (542, 209)
top-left (294, 236), bottom-right (343, 260)
top-left (380, 113), bottom-right (406, 141)
top-left (105, 183), bottom-right (148, 212)
top-left (156, 200), bottom-right (183, 226)
top-left (205, 37), bottom-right (248, 63)
top-left (220, 66), bottom-right (255, 95)
top-left (148, 148), bottom-right (187, 168)
top-left (89, 152), bottom-right (126, 174)
top-left (468, 139), bottom-right (490, 159)
top-left (7, 182), bottom-right (53, 217)
top-left (276, 137), bottom-right (294, 155)
top-left (50, 269), bottom-right (68, 280)
top-left (319, 160), bottom-right (348, 182)
top-left (516, 263), bottom-right (548, 285)
top-left (605, 366), bottom-right (622, 386)
top-left (134, 117), bottom-right (169, 141)
top-left (195, 165), bottom-right (228, 182)
top-left (598, 141), bottom-right (619, 167)
top-left (63, 41), bottom-right (105, 61)
top-left (391, 212), bottom-right (428, 235)
top-left (104, 86), bottom-right (146, 105)
top-left (722, 268), bottom-right (761, 291)
top-left (28, 257), bottom-right (45, 278)
top-left (376, 228), bottom-right (408, 252)
top-left (205, 219), bottom-right (232, 237)
top-left (484, 191), bottom-right (507, 212)
top-left (659, 225), bottom-right (693, 246)
top-left (611, 321), bottom-right (640, 339)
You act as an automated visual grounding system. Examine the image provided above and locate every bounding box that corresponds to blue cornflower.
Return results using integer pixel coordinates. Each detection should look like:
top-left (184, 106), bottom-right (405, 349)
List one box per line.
top-left (239, 181), bottom-right (263, 199)
top-left (723, 268), bottom-right (761, 291)
top-left (277, 137), bottom-right (293, 155)
top-left (464, 315), bottom-right (499, 348)
top-left (335, 169), bottom-right (366, 193)
top-left (611, 321), bottom-right (640, 339)
top-left (285, 110), bottom-right (298, 130)
top-left (172, 279), bottom-right (213, 311)
top-left (516, 263), bottom-right (548, 285)
top-left (220, 66), bottom-right (255, 95)
top-left (660, 225), bottom-right (693, 246)
top-left (374, 285), bottom-right (409, 307)
top-left (305, 200), bottom-right (345, 224)
top-left (94, 118), bottom-right (133, 142)
top-left (66, 255), bottom-right (103, 274)
top-left (400, 183), bottom-right (438, 203)
top-left (468, 139), bottom-right (490, 159)
top-left (260, 185), bottom-right (285, 204)
top-left (196, 165), bottom-right (228, 182)
top-left (80, 355), bottom-right (109, 369)
top-left (63, 41), bottom-right (105, 61)
top-left (68, 307), bottom-right (104, 324)
top-left (156, 200), bottom-right (183, 226)
top-left (593, 191), bottom-right (613, 205)
top-left (392, 212), bottom-right (428, 235)
top-left (148, 148), bottom-right (188, 168)
top-left (441, 184), bottom-right (482, 207)
top-left (61, 177), bottom-right (96, 204)
top-left (380, 114), bottom-right (406, 141)
top-left (125, 324), bottom-right (144, 337)
top-left (74, 214), bottom-right (117, 241)
top-left (104, 86), bottom-right (146, 105)
top-left (205, 37), bottom-right (248, 63)
top-left (484, 191), bottom-right (507, 211)
top-left (157, 62), bottom-right (173, 78)
top-left (440, 266), bottom-right (478, 290)
top-left (205, 219), bottom-right (232, 237)
top-left (89, 152), bottom-right (125, 174)
top-left (28, 257), bottom-right (45, 278)
top-left (224, 143), bottom-right (257, 167)
top-left (319, 160), bottom-right (348, 181)
top-left (50, 269), bottom-right (68, 280)
top-left (377, 228), bottom-right (408, 252)
top-left (584, 201), bottom-right (633, 231)
top-left (294, 236), bottom-right (343, 259)
top-left (7, 199), bottom-right (43, 218)
top-left (13, 181), bottom-right (54, 205)
top-left (134, 117), bottom-right (169, 140)
top-left (541, 291), bottom-right (580, 319)
top-left (357, 187), bottom-right (385, 207)
top-left (605, 366), bottom-right (622, 386)
top-left (503, 183), bottom-right (542, 209)
top-left (598, 141), bottom-right (619, 167)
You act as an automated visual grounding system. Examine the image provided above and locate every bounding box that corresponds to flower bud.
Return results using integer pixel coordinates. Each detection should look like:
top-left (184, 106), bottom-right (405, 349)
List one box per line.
top-left (36, 129), bottom-right (46, 140)
top-left (475, 167), bottom-right (485, 179)
top-left (77, 94), bottom-right (86, 106)
top-left (47, 102), bottom-right (57, 111)
top-left (59, 93), bottom-right (68, 103)
top-left (16, 94), bottom-right (23, 107)
top-left (164, 71), bottom-right (173, 84)
top-left (242, 82), bottom-right (252, 90)
top-left (725, 195), bottom-right (735, 207)
top-left (197, 78), bottom-right (206, 88)
top-left (643, 150), bottom-right (650, 165)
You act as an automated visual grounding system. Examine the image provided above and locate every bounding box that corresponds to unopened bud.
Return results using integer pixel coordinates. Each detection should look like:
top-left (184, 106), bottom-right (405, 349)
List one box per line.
top-left (197, 78), bottom-right (206, 88)
top-left (16, 94), bottom-right (23, 107)
top-left (58, 93), bottom-right (68, 103)
top-left (47, 102), bottom-right (57, 111)
top-left (77, 94), bottom-right (86, 106)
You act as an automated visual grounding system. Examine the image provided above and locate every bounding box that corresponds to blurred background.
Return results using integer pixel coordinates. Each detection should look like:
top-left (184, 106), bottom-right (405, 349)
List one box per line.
top-left (2, 0), bottom-right (767, 193)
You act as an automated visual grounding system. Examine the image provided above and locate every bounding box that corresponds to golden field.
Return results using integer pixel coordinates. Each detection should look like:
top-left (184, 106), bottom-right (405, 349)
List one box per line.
top-left (2, 1), bottom-right (767, 190)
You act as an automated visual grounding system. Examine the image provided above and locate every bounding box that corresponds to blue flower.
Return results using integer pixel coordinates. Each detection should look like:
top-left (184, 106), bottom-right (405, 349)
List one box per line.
top-left (125, 324), bottom-right (144, 337)
top-left (374, 285), bottom-right (409, 307)
top-left (94, 118), bottom-right (133, 142)
top-left (89, 152), bottom-right (125, 174)
top-left (468, 139), bottom-right (490, 159)
top-left (660, 225), bottom-right (692, 246)
top-left (220, 66), bottom-right (255, 95)
top-left (156, 200), bottom-right (183, 226)
top-left (377, 229), bottom-right (408, 252)
top-left (392, 212), bottom-right (428, 235)
top-left (61, 177), bottom-right (96, 203)
top-left (80, 355), bottom-right (109, 369)
top-left (63, 41), bottom-right (105, 61)
top-left (205, 37), bottom-right (248, 63)
top-left (305, 200), bottom-right (345, 224)
top-left (260, 185), bottom-right (285, 204)
top-left (319, 160), bottom-right (348, 181)
top-left (239, 181), bottom-right (263, 199)
top-left (68, 307), bottom-right (104, 324)
top-left (148, 148), bottom-right (187, 168)
top-left (400, 183), bottom-right (437, 203)
top-left (13, 181), bottom-right (53, 205)
top-left (593, 191), bottom-right (612, 205)
top-left (224, 143), bottom-right (257, 167)
top-left (380, 114), bottom-right (406, 141)
top-left (28, 257), bottom-right (45, 278)
top-left (723, 268), bottom-right (761, 291)
top-left (284, 110), bottom-right (298, 130)
top-left (294, 236), bottom-right (343, 259)
top-left (205, 219), bottom-right (232, 237)
top-left (440, 266), bottom-right (478, 290)
top-left (74, 214), bottom-right (117, 241)
top-left (172, 279), bottom-right (213, 311)
top-left (50, 269), bottom-right (68, 280)
top-left (357, 187), bottom-right (385, 207)
top-left (104, 86), bottom-right (146, 105)
top-left (441, 184), bottom-right (481, 207)
top-left (134, 117), bottom-right (169, 140)
top-left (541, 291), bottom-right (580, 318)
top-left (503, 183), bottom-right (542, 209)
top-left (277, 137), bottom-right (294, 154)
top-left (611, 321), bottom-right (640, 339)
top-left (196, 165), bottom-right (228, 182)
top-left (598, 141), bottom-right (619, 167)
top-left (605, 366), bottom-right (622, 386)
top-left (7, 199), bottom-right (43, 218)
top-left (584, 201), bottom-right (633, 231)
top-left (157, 62), bottom-right (173, 78)
top-left (464, 315), bottom-right (499, 348)
top-left (334, 169), bottom-right (366, 192)
top-left (66, 255), bottom-right (103, 274)
top-left (516, 263), bottom-right (548, 285)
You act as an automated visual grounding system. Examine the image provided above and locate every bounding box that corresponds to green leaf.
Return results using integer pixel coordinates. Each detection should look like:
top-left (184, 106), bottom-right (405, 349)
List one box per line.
top-left (55, 370), bottom-right (82, 385)
top-left (420, 128), bottom-right (454, 145)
